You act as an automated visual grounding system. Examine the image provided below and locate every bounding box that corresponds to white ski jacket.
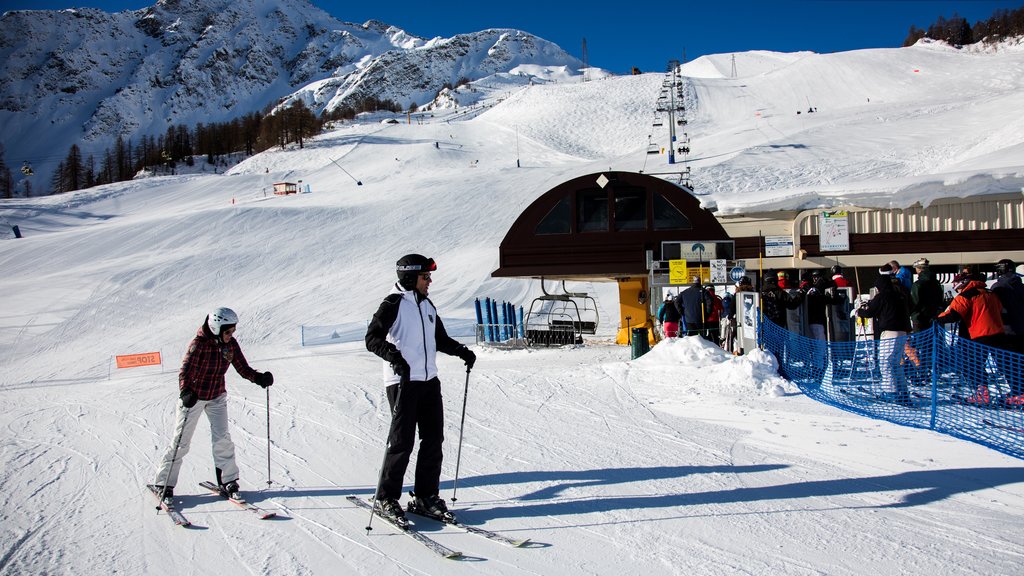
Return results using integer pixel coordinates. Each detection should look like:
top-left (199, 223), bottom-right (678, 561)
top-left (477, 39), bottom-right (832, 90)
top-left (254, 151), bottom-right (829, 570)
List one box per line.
top-left (365, 283), bottom-right (465, 385)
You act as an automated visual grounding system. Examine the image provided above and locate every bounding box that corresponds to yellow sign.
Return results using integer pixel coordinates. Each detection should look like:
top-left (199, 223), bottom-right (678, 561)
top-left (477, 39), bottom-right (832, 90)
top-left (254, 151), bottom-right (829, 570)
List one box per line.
top-left (669, 259), bottom-right (688, 284)
top-left (686, 268), bottom-right (712, 284)
top-left (669, 260), bottom-right (714, 285)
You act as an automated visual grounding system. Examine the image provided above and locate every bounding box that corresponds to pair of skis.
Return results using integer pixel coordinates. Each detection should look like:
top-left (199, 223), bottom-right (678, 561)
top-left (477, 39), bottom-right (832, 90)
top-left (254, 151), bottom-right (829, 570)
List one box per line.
top-left (347, 495), bottom-right (530, 560)
top-left (147, 482), bottom-right (277, 527)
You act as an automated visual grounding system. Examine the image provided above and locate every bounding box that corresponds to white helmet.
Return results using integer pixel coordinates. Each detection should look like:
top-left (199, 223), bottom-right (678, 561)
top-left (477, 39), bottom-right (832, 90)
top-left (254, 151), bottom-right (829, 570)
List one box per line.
top-left (208, 307), bottom-right (238, 336)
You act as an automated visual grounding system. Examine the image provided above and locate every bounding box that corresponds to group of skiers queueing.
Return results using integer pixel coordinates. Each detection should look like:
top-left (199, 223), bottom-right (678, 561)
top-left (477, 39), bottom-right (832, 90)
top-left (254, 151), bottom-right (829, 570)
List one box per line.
top-left (151, 254), bottom-right (476, 527)
top-left (852, 258), bottom-right (1024, 407)
top-left (656, 257), bottom-right (1024, 407)
top-left (656, 275), bottom-right (726, 342)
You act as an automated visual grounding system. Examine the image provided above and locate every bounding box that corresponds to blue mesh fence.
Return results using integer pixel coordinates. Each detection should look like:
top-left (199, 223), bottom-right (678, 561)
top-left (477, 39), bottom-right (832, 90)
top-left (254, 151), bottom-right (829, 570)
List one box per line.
top-left (759, 319), bottom-right (1024, 459)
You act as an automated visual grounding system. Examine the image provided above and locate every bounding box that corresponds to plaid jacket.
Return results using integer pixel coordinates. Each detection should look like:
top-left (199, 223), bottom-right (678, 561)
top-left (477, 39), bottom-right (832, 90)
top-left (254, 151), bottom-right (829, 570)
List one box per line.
top-left (179, 324), bottom-right (260, 400)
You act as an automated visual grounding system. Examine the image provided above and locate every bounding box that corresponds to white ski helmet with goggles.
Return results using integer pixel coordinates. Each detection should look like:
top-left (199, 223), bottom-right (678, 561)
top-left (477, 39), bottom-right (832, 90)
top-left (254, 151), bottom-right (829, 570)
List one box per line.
top-left (208, 307), bottom-right (238, 336)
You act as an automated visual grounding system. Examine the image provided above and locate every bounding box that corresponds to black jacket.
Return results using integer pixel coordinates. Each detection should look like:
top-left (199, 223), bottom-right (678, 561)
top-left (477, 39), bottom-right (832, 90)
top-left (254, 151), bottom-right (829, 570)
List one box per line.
top-left (805, 277), bottom-right (841, 326)
top-left (992, 272), bottom-right (1024, 336)
top-left (858, 276), bottom-right (911, 333)
top-left (676, 284), bottom-right (710, 327)
top-left (910, 267), bottom-right (944, 328)
top-left (658, 300), bottom-right (682, 323)
top-left (761, 280), bottom-right (803, 328)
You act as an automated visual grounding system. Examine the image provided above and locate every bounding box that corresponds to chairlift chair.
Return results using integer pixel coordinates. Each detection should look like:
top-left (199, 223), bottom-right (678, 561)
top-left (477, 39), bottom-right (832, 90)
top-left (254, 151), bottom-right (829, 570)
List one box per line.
top-left (524, 281), bottom-right (600, 346)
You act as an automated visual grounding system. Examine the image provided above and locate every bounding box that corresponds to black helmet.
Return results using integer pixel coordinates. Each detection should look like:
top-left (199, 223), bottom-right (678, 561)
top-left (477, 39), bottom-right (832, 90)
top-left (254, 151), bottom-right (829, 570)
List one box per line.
top-left (763, 273), bottom-right (777, 285)
top-left (396, 254), bottom-right (436, 290)
top-left (830, 264), bottom-right (842, 275)
top-left (996, 258), bottom-right (1015, 276)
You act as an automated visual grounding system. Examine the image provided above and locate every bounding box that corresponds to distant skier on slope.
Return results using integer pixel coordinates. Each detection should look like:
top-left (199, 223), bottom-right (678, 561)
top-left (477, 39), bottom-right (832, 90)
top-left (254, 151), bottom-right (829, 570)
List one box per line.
top-left (364, 254), bottom-right (476, 525)
top-left (151, 307), bottom-right (274, 502)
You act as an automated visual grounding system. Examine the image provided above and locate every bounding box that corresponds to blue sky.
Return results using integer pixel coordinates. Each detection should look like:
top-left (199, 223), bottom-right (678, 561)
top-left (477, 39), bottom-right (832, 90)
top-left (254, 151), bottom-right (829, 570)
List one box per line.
top-left (4, 0), bottom-right (1022, 72)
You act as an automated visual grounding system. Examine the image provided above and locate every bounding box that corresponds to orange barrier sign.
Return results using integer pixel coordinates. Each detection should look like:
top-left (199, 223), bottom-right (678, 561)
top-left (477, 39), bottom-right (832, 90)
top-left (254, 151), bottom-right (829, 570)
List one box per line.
top-left (116, 352), bottom-right (162, 369)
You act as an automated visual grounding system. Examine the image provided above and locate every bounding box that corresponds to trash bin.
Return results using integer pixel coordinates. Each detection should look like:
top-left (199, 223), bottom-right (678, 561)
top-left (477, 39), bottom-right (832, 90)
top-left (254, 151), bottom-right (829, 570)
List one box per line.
top-left (631, 327), bottom-right (650, 359)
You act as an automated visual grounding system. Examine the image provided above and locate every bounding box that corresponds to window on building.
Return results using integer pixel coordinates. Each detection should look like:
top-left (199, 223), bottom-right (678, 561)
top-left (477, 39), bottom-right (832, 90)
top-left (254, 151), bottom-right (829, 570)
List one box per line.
top-left (653, 193), bottom-right (691, 230)
top-left (614, 188), bottom-right (647, 231)
top-left (577, 189), bottom-right (609, 233)
top-left (535, 195), bottom-right (571, 235)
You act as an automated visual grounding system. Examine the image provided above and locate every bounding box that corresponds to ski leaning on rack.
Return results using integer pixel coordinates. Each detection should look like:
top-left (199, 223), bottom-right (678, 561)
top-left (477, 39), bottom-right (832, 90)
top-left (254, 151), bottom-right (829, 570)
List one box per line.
top-left (405, 504), bottom-right (531, 548)
top-left (346, 496), bottom-right (462, 559)
top-left (146, 484), bottom-right (191, 527)
top-left (198, 481), bottom-right (276, 519)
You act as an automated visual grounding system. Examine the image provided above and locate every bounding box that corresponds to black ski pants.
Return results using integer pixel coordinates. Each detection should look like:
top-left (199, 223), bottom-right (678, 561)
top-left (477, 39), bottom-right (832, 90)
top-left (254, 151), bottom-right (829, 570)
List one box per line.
top-left (377, 378), bottom-right (445, 501)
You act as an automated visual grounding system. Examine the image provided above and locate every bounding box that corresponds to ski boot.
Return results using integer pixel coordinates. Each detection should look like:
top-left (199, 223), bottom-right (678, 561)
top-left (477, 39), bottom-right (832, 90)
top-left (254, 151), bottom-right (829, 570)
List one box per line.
top-left (374, 497), bottom-right (409, 529)
top-left (152, 485), bottom-right (174, 504)
top-left (408, 491), bottom-right (456, 523)
top-left (220, 480), bottom-right (242, 501)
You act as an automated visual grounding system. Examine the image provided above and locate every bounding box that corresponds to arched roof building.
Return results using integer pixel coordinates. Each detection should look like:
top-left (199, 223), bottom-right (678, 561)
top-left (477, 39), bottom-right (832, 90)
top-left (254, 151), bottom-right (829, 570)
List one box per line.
top-left (492, 171), bottom-right (729, 280)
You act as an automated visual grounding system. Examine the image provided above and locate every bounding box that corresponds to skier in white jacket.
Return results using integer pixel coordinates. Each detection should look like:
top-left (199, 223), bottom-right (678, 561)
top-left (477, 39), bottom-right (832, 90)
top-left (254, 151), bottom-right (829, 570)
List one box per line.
top-left (365, 254), bottom-right (476, 525)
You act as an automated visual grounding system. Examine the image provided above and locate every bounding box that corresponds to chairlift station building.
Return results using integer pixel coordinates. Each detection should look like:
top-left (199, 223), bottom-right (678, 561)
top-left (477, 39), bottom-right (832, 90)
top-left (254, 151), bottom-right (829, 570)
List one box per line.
top-left (491, 170), bottom-right (1024, 345)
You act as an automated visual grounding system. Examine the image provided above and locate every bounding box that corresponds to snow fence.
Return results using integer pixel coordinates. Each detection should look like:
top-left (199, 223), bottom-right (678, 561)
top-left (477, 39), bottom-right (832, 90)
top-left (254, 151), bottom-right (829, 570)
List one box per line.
top-left (759, 320), bottom-right (1024, 459)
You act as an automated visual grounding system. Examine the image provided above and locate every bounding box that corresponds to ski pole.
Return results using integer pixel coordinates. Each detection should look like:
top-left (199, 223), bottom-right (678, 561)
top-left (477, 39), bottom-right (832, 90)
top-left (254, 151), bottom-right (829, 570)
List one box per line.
top-left (265, 386), bottom-right (272, 487)
top-left (450, 368), bottom-right (471, 504)
top-left (158, 400), bottom-right (192, 507)
top-left (366, 380), bottom-right (404, 532)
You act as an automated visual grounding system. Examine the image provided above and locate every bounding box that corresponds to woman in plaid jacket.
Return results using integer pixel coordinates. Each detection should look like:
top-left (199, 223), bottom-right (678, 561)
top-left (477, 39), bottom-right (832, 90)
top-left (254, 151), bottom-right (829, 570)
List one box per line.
top-left (152, 307), bottom-right (273, 502)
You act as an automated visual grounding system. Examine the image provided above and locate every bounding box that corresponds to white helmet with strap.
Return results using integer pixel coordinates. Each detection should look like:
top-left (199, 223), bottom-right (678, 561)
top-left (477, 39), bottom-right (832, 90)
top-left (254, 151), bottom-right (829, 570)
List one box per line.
top-left (208, 307), bottom-right (238, 336)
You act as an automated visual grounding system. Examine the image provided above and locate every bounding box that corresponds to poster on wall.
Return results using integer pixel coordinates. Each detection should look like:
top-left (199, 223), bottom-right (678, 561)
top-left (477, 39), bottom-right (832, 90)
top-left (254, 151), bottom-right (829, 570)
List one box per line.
top-left (764, 235), bottom-right (793, 257)
top-left (820, 210), bottom-right (850, 252)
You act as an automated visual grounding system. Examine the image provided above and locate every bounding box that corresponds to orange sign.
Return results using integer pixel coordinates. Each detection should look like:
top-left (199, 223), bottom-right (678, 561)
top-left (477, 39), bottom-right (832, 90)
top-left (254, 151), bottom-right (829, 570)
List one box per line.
top-left (116, 352), bottom-right (162, 369)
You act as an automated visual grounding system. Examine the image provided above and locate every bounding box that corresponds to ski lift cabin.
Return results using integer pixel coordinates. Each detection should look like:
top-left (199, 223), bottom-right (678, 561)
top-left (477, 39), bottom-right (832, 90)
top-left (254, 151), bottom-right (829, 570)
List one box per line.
top-left (272, 182), bottom-right (298, 195)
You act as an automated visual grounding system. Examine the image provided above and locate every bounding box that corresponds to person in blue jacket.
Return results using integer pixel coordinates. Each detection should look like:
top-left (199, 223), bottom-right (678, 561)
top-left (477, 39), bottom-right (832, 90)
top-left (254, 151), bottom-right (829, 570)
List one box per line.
top-left (890, 260), bottom-right (913, 292)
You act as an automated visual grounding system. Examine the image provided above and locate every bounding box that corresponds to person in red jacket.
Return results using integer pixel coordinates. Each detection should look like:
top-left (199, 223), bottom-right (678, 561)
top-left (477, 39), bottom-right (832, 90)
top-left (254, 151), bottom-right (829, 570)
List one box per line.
top-left (152, 307), bottom-right (274, 503)
top-left (705, 286), bottom-right (724, 344)
top-left (830, 264), bottom-right (856, 298)
top-left (936, 274), bottom-right (1009, 405)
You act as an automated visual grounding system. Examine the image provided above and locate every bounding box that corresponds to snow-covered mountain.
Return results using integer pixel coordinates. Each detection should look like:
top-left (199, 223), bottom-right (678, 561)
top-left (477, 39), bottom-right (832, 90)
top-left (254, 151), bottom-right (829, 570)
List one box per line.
top-left (0, 0), bottom-right (583, 189)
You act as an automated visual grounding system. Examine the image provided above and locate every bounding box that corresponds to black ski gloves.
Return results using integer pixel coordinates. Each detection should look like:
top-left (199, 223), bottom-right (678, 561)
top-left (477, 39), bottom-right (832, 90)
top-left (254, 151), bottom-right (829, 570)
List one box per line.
top-left (456, 347), bottom-right (476, 370)
top-left (257, 371), bottom-right (274, 388)
top-left (390, 357), bottom-right (411, 383)
top-left (180, 388), bottom-right (198, 408)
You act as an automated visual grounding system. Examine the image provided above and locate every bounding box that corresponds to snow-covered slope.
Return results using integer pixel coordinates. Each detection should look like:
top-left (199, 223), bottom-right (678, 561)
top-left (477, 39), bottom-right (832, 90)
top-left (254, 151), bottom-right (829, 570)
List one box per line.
top-left (1, 40), bottom-right (1024, 575)
top-left (680, 39), bottom-right (1024, 213)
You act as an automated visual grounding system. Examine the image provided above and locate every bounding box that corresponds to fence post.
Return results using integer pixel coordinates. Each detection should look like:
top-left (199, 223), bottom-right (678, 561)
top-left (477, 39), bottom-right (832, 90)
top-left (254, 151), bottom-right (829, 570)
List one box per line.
top-left (929, 324), bottom-right (940, 430)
